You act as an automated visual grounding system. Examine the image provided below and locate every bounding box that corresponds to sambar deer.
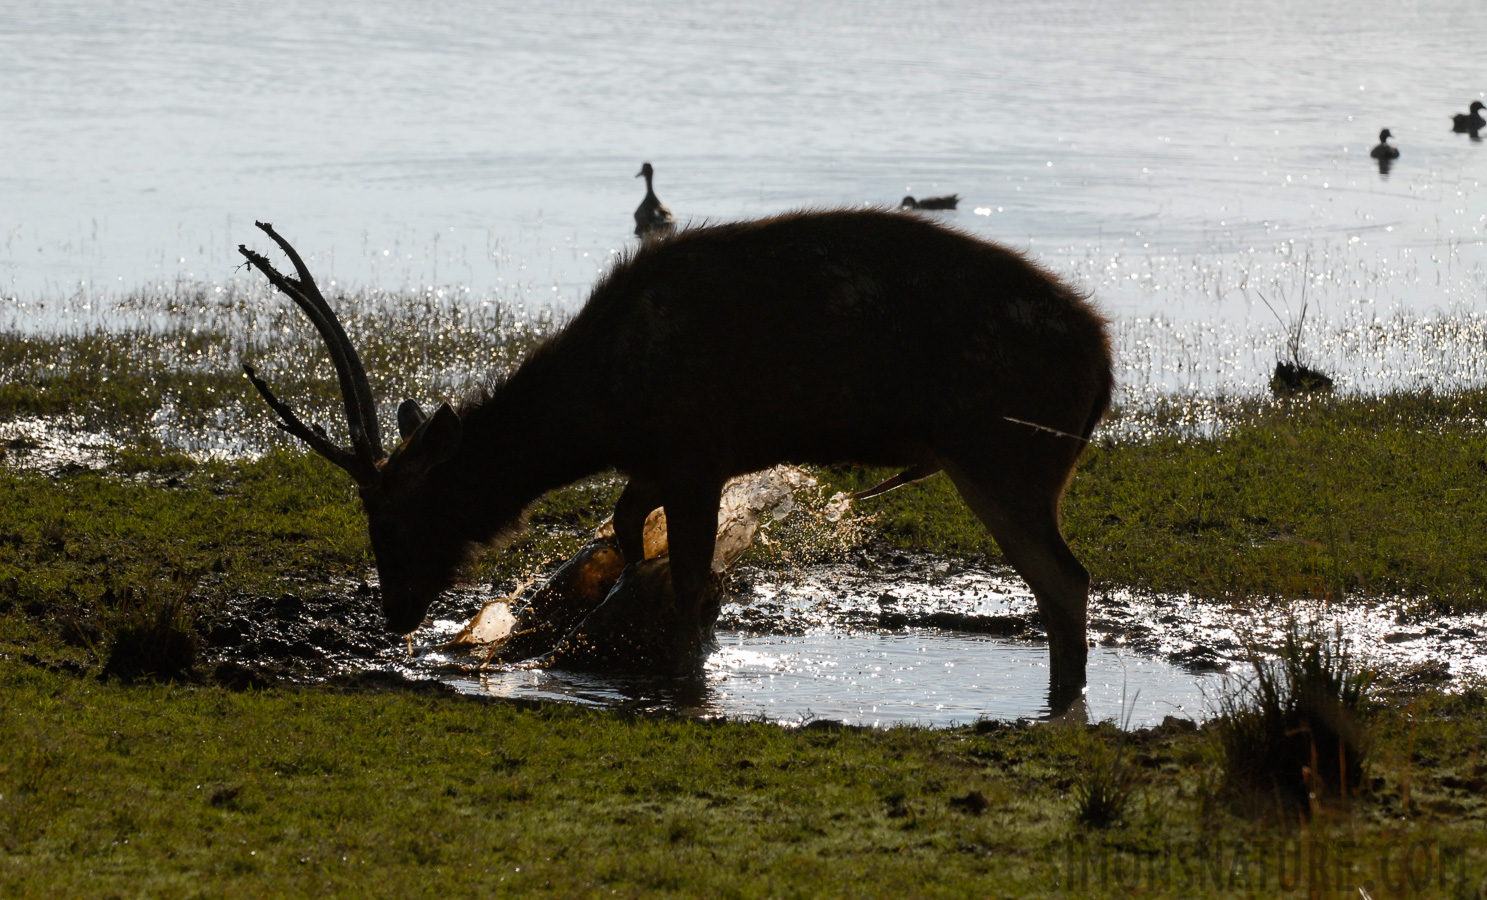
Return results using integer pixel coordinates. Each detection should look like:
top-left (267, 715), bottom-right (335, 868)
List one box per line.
top-left (238, 211), bottom-right (1113, 704)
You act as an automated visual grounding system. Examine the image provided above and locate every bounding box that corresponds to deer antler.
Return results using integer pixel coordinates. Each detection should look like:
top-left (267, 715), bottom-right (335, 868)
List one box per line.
top-left (238, 221), bottom-right (385, 483)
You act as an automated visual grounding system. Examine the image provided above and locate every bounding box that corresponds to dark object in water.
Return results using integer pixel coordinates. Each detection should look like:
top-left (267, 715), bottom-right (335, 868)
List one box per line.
top-left (236, 209), bottom-right (1113, 708)
top-left (1369, 128), bottom-right (1399, 160)
top-left (633, 162), bottom-right (675, 240)
top-left (475, 532), bottom-right (711, 672)
top-left (1270, 361), bottom-right (1334, 396)
top-left (466, 466), bottom-right (809, 671)
top-left (901, 194), bottom-right (960, 210)
top-left (1451, 101), bottom-right (1485, 134)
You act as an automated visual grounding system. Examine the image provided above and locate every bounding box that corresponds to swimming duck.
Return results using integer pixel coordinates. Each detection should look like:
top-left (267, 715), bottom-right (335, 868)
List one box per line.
top-left (1451, 101), bottom-right (1485, 133)
top-left (633, 162), bottom-right (675, 240)
top-left (900, 194), bottom-right (960, 211)
top-left (1370, 129), bottom-right (1400, 160)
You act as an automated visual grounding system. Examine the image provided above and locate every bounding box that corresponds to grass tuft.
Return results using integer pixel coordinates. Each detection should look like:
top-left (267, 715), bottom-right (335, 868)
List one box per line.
top-left (1071, 705), bottom-right (1141, 828)
top-left (98, 582), bottom-right (200, 683)
top-left (1215, 618), bottom-right (1374, 811)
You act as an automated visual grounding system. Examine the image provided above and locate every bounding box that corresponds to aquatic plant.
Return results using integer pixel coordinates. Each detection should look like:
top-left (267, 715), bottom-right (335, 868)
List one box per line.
top-left (1257, 275), bottom-right (1333, 396)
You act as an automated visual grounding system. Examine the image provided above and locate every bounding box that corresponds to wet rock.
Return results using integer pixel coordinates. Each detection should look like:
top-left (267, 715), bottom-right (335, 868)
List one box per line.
top-left (877, 611), bottom-right (910, 629)
top-left (801, 718), bottom-right (862, 733)
top-left (445, 601), bottom-right (516, 648)
top-left (471, 466), bottom-right (818, 673)
top-left (1172, 645), bottom-right (1224, 673)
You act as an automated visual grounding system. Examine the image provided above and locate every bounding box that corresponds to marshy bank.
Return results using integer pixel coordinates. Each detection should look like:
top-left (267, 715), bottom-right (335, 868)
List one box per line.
top-left (2, 296), bottom-right (1486, 723)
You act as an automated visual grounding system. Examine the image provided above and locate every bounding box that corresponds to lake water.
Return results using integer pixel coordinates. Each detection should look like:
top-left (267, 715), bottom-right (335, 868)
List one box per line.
top-left (5, 0), bottom-right (1487, 330)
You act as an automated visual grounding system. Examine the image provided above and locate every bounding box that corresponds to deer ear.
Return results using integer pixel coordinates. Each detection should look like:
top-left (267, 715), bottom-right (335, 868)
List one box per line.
top-left (411, 402), bottom-right (462, 467)
top-left (397, 398), bottom-right (427, 440)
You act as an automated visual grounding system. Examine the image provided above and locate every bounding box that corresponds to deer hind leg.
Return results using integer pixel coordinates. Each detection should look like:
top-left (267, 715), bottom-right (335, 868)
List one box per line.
top-left (940, 455), bottom-right (1090, 700)
top-left (613, 475), bottom-right (664, 564)
top-left (660, 472), bottom-right (726, 663)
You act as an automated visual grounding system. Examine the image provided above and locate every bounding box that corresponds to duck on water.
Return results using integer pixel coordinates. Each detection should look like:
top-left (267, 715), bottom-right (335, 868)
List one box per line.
top-left (634, 162), bottom-right (676, 240)
top-left (1370, 128), bottom-right (1399, 160)
top-left (901, 194), bottom-right (960, 211)
top-left (1452, 101), bottom-right (1485, 134)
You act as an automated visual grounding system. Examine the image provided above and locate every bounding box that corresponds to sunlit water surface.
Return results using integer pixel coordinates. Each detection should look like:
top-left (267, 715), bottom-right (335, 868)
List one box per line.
top-left (5, 0), bottom-right (1487, 337)
top-left (402, 562), bottom-right (1487, 729)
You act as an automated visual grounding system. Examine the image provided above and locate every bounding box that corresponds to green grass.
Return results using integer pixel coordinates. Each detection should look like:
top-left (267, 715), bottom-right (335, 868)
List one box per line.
top-left (0, 449), bottom-right (620, 643)
top-left (820, 389), bottom-right (1487, 611)
top-left (2, 660), bottom-right (1484, 897)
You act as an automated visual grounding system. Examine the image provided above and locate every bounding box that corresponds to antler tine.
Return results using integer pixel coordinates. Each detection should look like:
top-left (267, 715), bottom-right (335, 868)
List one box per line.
top-left (247, 221), bottom-right (385, 459)
top-left (239, 223), bottom-right (384, 465)
top-left (241, 363), bottom-right (372, 480)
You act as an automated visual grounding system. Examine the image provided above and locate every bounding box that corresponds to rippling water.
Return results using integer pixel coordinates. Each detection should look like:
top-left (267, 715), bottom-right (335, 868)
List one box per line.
top-left (5, 0), bottom-right (1486, 329)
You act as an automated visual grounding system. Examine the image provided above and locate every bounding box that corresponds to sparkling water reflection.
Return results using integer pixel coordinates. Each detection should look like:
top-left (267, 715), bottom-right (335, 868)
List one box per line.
top-left (438, 632), bottom-right (1218, 729)
top-left (411, 560), bottom-right (1487, 730)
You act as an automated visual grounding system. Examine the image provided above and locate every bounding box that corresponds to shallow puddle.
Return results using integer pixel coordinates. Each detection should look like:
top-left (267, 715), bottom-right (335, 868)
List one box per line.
top-left (401, 558), bottom-right (1487, 729)
top-left (431, 630), bottom-right (1219, 729)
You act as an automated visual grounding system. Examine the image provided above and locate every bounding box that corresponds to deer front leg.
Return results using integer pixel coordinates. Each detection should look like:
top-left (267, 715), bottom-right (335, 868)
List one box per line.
top-left (613, 476), bottom-right (664, 564)
top-left (660, 473), bottom-right (725, 661)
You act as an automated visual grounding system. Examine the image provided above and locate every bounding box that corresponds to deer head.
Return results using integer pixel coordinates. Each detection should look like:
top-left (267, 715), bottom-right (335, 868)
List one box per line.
top-left (238, 221), bottom-right (466, 634)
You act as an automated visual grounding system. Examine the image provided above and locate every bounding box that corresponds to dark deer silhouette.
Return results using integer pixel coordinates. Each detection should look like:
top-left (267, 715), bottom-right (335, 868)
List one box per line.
top-left (238, 210), bottom-right (1113, 704)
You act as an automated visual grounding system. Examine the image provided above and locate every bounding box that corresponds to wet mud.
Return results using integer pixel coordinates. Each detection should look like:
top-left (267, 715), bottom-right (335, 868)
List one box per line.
top-left (200, 581), bottom-right (442, 686)
top-left (184, 544), bottom-right (1487, 726)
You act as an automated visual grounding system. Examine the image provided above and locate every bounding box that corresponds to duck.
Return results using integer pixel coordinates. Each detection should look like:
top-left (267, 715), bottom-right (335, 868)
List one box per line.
top-left (900, 194), bottom-right (960, 211)
top-left (1451, 101), bottom-right (1485, 133)
top-left (1370, 128), bottom-right (1400, 160)
top-left (633, 162), bottom-right (676, 240)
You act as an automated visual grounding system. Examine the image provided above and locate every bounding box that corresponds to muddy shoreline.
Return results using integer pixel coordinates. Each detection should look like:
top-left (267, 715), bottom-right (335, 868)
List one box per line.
top-left (191, 547), bottom-right (1486, 723)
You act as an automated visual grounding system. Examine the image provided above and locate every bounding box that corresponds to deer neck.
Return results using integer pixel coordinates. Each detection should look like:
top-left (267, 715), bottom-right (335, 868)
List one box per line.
top-left (430, 353), bottom-right (613, 545)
